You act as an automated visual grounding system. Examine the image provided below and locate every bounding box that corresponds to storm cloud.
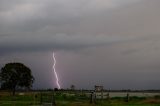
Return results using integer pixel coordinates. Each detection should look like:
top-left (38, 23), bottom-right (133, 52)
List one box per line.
top-left (1, 0), bottom-right (160, 89)
top-left (0, 0), bottom-right (142, 53)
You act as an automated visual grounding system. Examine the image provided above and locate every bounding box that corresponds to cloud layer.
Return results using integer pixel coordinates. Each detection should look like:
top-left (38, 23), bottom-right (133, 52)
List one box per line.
top-left (1, 0), bottom-right (160, 89)
top-left (0, 0), bottom-right (142, 53)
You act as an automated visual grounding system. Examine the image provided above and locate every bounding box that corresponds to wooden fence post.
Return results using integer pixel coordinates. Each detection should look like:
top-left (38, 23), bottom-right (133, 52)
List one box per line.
top-left (126, 92), bottom-right (130, 102)
top-left (107, 92), bottom-right (110, 101)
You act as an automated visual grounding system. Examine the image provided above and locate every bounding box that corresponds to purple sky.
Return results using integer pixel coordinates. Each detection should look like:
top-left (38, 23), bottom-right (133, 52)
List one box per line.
top-left (1, 0), bottom-right (160, 89)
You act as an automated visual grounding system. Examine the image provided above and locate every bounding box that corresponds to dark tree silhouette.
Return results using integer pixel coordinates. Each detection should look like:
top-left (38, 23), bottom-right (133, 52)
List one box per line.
top-left (54, 88), bottom-right (58, 91)
top-left (70, 85), bottom-right (75, 90)
top-left (0, 63), bottom-right (34, 95)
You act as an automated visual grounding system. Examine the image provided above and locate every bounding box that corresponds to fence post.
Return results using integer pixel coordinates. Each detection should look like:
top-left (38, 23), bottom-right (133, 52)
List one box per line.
top-left (40, 92), bottom-right (42, 104)
top-left (126, 92), bottom-right (130, 102)
top-left (101, 91), bottom-right (103, 100)
top-left (52, 92), bottom-right (56, 106)
top-left (90, 92), bottom-right (93, 103)
top-left (90, 91), bottom-right (96, 104)
top-left (107, 92), bottom-right (110, 101)
top-left (94, 91), bottom-right (96, 103)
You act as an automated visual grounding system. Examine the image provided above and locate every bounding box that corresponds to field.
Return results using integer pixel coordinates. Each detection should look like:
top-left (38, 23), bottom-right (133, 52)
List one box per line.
top-left (0, 91), bottom-right (160, 106)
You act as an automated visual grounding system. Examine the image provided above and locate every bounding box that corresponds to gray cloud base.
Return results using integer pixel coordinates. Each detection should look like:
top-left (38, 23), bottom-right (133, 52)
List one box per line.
top-left (1, 0), bottom-right (160, 89)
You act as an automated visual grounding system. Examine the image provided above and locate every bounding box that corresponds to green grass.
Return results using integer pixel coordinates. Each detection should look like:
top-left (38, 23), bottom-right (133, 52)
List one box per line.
top-left (0, 91), bottom-right (160, 106)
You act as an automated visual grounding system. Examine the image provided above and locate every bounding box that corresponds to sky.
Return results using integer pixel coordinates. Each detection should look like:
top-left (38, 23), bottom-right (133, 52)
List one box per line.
top-left (1, 0), bottom-right (160, 90)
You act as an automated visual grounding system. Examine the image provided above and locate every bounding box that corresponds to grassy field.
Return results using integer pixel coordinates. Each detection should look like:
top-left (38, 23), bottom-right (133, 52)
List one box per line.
top-left (0, 91), bottom-right (160, 106)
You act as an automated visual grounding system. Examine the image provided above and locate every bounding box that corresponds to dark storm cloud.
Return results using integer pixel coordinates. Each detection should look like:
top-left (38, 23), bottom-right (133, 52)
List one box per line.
top-left (1, 0), bottom-right (160, 89)
top-left (0, 0), bottom-right (142, 54)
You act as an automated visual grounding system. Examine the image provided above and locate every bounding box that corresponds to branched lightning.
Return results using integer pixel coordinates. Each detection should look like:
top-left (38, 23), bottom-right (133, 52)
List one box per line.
top-left (52, 52), bottom-right (61, 89)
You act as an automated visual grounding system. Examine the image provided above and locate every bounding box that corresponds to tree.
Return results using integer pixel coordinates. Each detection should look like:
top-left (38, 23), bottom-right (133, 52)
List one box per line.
top-left (70, 85), bottom-right (75, 90)
top-left (0, 62), bottom-right (34, 95)
top-left (54, 88), bottom-right (58, 91)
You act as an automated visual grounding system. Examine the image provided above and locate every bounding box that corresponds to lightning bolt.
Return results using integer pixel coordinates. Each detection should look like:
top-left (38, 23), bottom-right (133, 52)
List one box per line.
top-left (52, 52), bottom-right (61, 89)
